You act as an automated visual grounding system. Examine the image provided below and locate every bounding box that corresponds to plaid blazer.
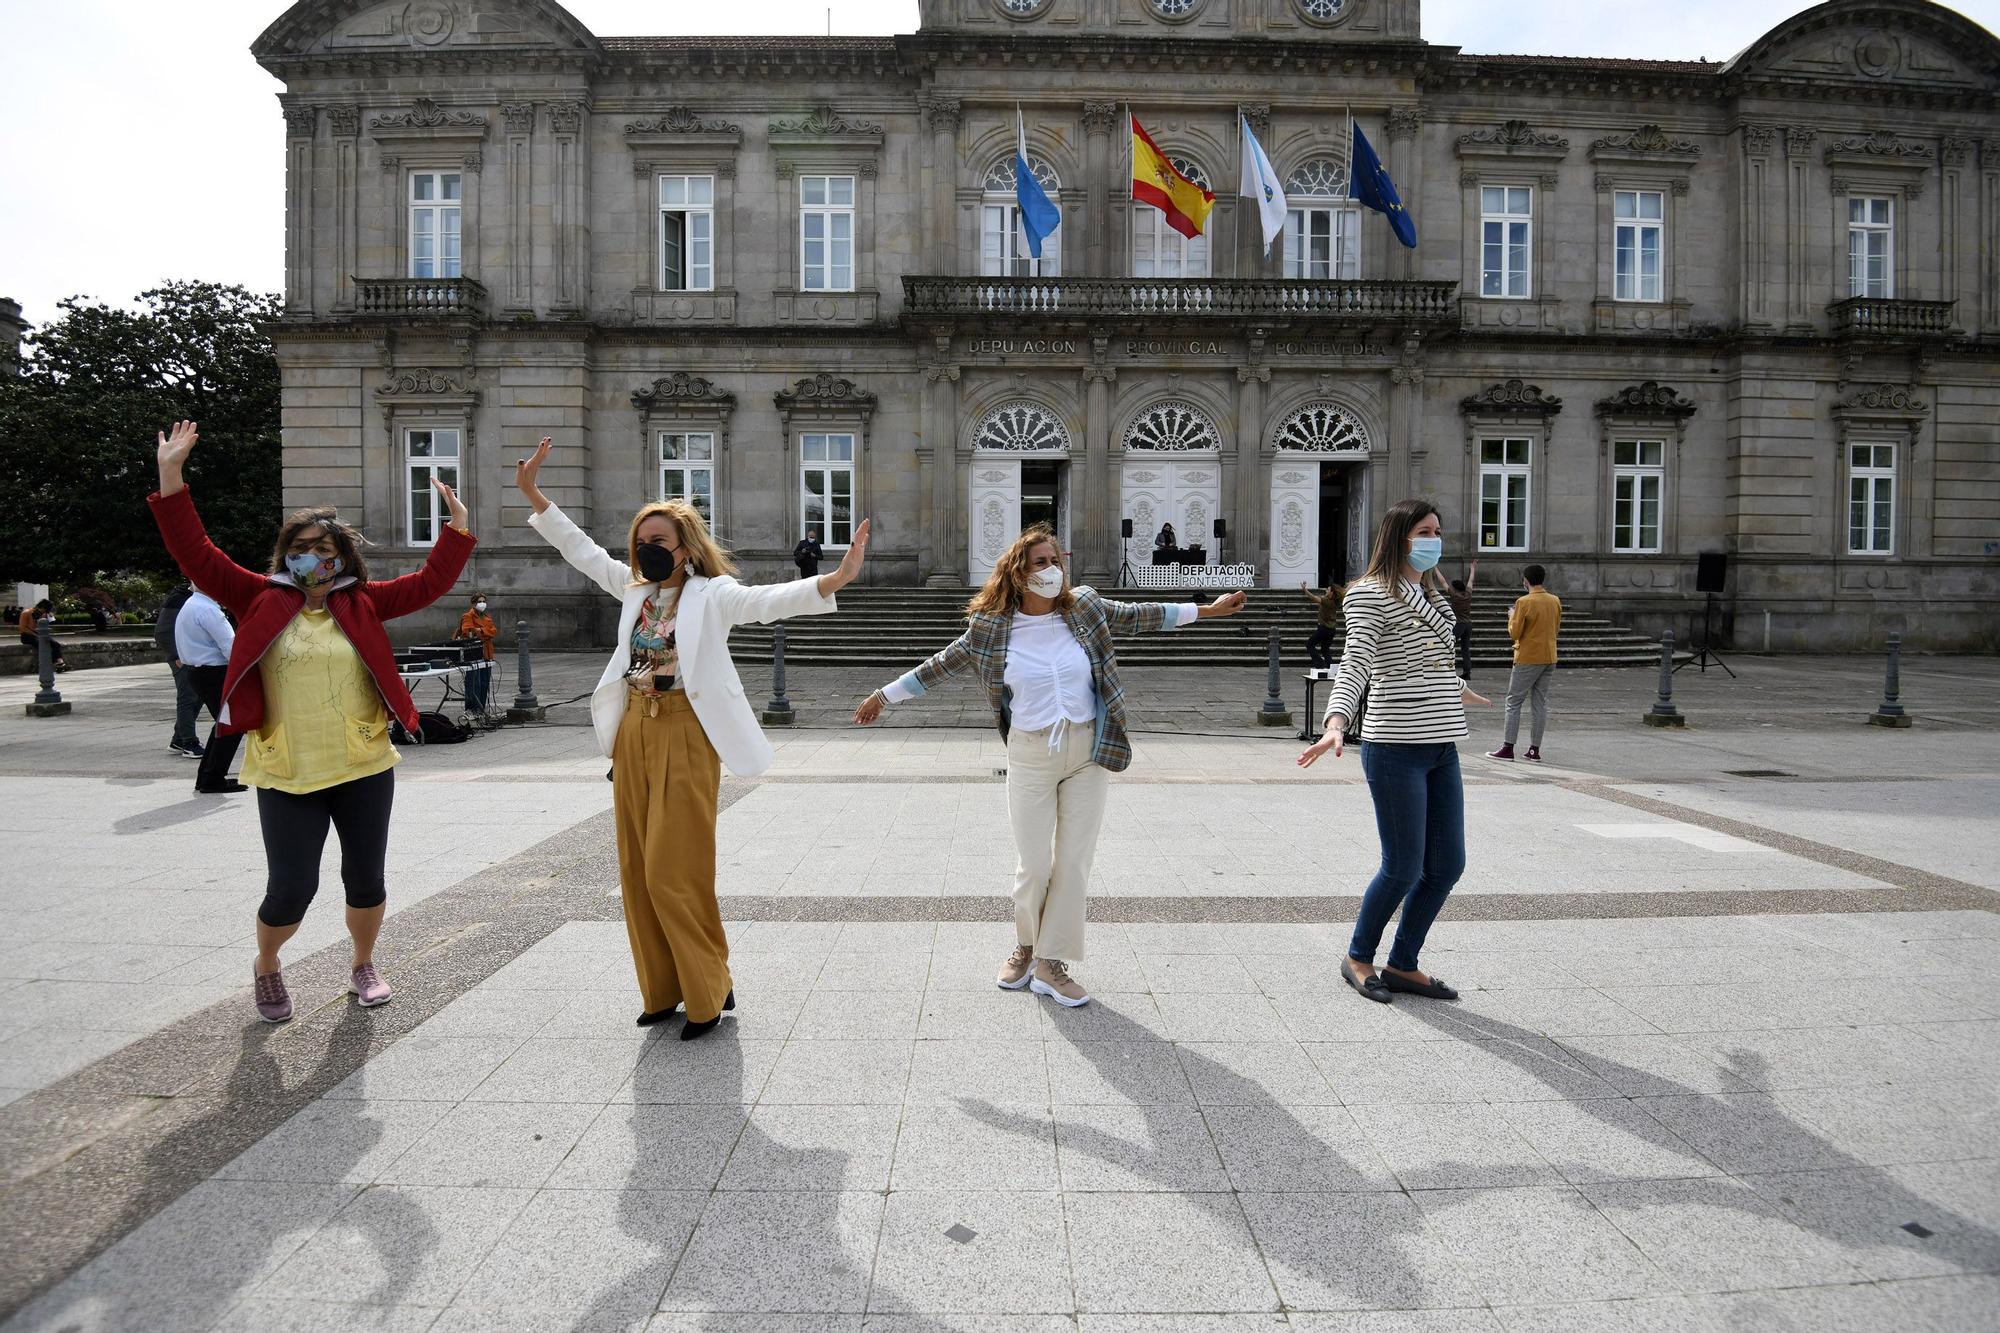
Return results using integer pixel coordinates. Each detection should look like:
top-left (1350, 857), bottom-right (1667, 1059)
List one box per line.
top-left (892, 587), bottom-right (1183, 772)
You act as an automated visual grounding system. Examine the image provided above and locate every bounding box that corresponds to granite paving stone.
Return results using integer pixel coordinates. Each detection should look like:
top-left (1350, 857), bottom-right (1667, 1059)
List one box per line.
top-left (868, 1190), bottom-right (1074, 1314)
top-left (547, 1104), bottom-right (748, 1191)
top-left (1202, 1103), bottom-right (1400, 1192)
top-left (892, 1100), bottom-right (1059, 1191)
top-left (1051, 1102), bottom-right (1230, 1192)
top-left (1412, 1184), bottom-right (1668, 1306)
top-left (449, 1187), bottom-right (707, 1316)
top-left (716, 1104), bottom-right (899, 1191)
top-left (1583, 1175), bottom-right (1872, 1292)
top-left (374, 1100), bottom-right (601, 1187)
top-left (1239, 1189), bottom-right (1480, 1312)
top-left (1065, 1192), bottom-right (1279, 1313)
top-left (655, 1190), bottom-right (884, 1314)
top-left (254, 1184), bottom-right (536, 1307)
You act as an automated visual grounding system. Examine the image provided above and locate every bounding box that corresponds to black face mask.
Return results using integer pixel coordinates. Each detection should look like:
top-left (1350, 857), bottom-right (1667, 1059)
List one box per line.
top-left (635, 542), bottom-right (681, 582)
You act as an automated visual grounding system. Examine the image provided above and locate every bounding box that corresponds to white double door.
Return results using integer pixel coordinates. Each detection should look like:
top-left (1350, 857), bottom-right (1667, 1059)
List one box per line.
top-left (1268, 453), bottom-right (1369, 588)
top-left (1120, 456), bottom-right (1221, 564)
top-left (967, 454), bottom-right (1069, 584)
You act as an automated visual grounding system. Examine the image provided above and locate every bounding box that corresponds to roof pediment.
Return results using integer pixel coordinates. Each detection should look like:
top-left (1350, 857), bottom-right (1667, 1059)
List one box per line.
top-left (254, 0), bottom-right (601, 60)
top-left (1722, 1), bottom-right (2000, 93)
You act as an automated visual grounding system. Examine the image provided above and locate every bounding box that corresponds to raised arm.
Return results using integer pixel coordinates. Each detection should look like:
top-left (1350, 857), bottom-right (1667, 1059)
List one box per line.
top-left (148, 421), bottom-right (269, 617)
top-left (370, 499), bottom-right (475, 621)
top-left (516, 438), bottom-right (632, 597)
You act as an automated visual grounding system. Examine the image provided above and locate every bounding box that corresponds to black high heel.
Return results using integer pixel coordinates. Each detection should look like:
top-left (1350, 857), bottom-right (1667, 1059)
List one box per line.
top-left (636, 1006), bottom-right (677, 1028)
top-left (679, 990), bottom-right (734, 1042)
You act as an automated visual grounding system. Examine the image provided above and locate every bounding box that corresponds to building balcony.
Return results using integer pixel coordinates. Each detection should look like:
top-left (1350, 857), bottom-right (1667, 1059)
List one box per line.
top-left (1827, 296), bottom-right (1956, 339)
top-left (903, 276), bottom-right (1459, 327)
top-left (352, 276), bottom-right (489, 319)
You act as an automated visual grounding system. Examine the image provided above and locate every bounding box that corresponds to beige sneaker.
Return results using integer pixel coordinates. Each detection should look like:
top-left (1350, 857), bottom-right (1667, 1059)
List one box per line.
top-left (1030, 958), bottom-right (1091, 1008)
top-left (997, 944), bottom-right (1035, 991)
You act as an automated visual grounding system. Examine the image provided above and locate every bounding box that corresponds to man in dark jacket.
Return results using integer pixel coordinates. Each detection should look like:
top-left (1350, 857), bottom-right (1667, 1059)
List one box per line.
top-left (793, 532), bottom-right (824, 580)
top-left (155, 584), bottom-right (203, 759)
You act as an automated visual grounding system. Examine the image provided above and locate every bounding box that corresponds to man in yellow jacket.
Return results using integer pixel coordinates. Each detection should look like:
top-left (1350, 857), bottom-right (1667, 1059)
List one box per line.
top-left (1488, 563), bottom-right (1561, 762)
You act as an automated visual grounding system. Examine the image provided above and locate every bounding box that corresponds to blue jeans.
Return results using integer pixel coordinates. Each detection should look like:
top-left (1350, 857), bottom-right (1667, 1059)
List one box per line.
top-left (1349, 741), bottom-right (1466, 972)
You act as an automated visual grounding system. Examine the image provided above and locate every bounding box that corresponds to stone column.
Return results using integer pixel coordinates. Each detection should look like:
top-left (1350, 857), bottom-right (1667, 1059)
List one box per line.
top-left (1783, 126), bottom-right (1817, 331)
top-left (1234, 355), bottom-right (1268, 572)
top-left (1082, 329), bottom-right (1117, 582)
top-left (1940, 137), bottom-right (1972, 330)
top-left (1739, 124), bottom-right (1779, 329)
top-left (1385, 106), bottom-right (1424, 280)
top-left (501, 102), bottom-right (535, 313)
top-left (283, 105), bottom-right (317, 314)
top-left (328, 107), bottom-right (359, 312)
top-left (924, 352), bottom-right (961, 586)
top-left (1391, 336), bottom-right (1427, 498)
top-left (926, 97), bottom-right (961, 272)
top-left (548, 98), bottom-right (590, 313)
top-left (1082, 101), bottom-right (1118, 278)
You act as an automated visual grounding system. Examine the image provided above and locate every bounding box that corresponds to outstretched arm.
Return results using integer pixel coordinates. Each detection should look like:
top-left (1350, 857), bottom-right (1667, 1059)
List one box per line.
top-left (854, 631), bottom-right (977, 724)
top-left (371, 480), bottom-right (474, 620)
top-left (147, 420), bottom-right (268, 617)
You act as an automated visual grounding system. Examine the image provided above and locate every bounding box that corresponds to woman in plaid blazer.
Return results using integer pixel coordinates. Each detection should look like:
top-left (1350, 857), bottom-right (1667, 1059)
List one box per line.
top-left (855, 525), bottom-right (1245, 1005)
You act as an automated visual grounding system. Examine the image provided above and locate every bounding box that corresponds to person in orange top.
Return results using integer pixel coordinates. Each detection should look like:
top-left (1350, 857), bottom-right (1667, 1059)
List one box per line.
top-left (1488, 563), bottom-right (1562, 762)
top-left (456, 592), bottom-right (498, 713)
top-left (17, 599), bottom-right (68, 672)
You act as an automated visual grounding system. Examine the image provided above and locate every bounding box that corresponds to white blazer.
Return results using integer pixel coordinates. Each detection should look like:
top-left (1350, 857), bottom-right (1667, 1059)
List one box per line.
top-left (528, 503), bottom-right (838, 776)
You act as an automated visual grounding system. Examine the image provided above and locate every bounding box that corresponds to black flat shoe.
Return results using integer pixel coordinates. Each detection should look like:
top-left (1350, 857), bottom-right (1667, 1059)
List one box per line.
top-left (636, 1006), bottom-right (678, 1027)
top-left (1381, 970), bottom-right (1459, 1000)
top-left (679, 1014), bottom-right (721, 1041)
top-left (1340, 958), bottom-right (1393, 1004)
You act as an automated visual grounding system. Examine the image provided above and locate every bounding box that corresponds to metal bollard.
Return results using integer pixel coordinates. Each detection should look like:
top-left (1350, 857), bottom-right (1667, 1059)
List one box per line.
top-left (761, 623), bottom-right (796, 726)
top-left (1867, 631), bottom-right (1912, 728)
top-left (1642, 630), bottom-right (1685, 728)
top-left (505, 619), bottom-right (545, 722)
top-left (1256, 618), bottom-right (1293, 727)
top-left (25, 617), bottom-right (71, 717)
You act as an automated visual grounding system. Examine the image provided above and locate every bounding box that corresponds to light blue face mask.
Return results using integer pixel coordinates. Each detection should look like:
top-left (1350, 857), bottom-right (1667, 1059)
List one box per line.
top-left (1408, 536), bottom-right (1444, 573)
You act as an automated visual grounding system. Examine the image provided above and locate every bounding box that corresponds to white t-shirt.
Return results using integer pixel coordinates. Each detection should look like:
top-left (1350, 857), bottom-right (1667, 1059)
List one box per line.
top-left (1003, 610), bottom-right (1098, 732)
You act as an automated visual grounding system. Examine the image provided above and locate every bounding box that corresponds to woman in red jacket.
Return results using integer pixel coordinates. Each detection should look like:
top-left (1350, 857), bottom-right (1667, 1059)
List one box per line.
top-left (150, 420), bottom-right (475, 1022)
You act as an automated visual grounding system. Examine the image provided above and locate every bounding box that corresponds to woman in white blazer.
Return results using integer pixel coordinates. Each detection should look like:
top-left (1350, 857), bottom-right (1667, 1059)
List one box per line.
top-left (515, 438), bottom-right (869, 1040)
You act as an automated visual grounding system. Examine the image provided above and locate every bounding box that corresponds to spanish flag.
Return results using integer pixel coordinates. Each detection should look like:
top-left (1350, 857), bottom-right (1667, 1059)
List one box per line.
top-left (1131, 114), bottom-right (1215, 240)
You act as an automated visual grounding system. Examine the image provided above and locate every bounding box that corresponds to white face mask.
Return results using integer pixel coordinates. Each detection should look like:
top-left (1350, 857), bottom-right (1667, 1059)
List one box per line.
top-left (474, 602), bottom-right (487, 613)
top-left (1027, 565), bottom-right (1066, 598)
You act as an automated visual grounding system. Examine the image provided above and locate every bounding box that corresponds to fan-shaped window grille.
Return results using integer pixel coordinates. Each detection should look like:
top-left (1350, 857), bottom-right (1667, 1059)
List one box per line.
top-left (1123, 400), bottom-right (1220, 452)
top-left (1286, 157), bottom-right (1349, 199)
top-left (1298, 0), bottom-right (1347, 20)
top-left (974, 402), bottom-right (1071, 453)
top-left (1169, 156), bottom-right (1210, 189)
top-left (997, 0), bottom-right (1046, 13)
top-left (1151, 0), bottom-right (1198, 14)
top-left (1274, 402), bottom-right (1370, 453)
top-left (982, 155), bottom-right (1061, 195)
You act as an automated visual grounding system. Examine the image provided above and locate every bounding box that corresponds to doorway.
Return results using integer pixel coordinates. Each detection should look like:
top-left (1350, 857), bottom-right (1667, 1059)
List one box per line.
top-left (1268, 453), bottom-right (1368, 588)
top-left (1318, 465), bottom-right (1349, 587)
top-left (1021, 460), bottom-right (1068, 542)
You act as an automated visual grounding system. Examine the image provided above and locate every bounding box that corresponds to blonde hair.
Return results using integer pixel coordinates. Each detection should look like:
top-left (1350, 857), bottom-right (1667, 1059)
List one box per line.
top-left (966, 524), bottom-right (1073, 616)
top-left (625, 500), bottom-right (738, 583)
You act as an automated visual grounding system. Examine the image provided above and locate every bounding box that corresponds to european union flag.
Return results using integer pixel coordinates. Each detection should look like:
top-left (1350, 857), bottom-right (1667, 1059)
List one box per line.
top-left (1014, 108), bottom-right (1061, 261)
top-left (1350, 121), bottom-right (1416, 250)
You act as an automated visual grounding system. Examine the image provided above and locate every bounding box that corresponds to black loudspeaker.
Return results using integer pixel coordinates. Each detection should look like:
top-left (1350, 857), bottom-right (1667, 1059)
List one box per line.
top-left (1695, 552), bottom-right (1727, 594)
top-left (1213, 519), bottom-right (1227, 539)
top-left (1121, 518), bottom-right (1134, 539)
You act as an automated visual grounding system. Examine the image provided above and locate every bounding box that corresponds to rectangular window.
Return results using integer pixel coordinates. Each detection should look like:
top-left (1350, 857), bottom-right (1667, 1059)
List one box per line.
top-left (1479, 186), bottom-right (1531, 299)
top-left (659, 432), bottom-right (716, 529)
top-left (404, 427), bottom-right (461, 546)
top-left (1282, 207), bottom-right (1360, 280)
top-left (800, 175), bottom-right (855, 292)
top-left (980, 202), bottom-right (1061, 277)
top-left (800, 432), bottom-right (856, 547)
top-left (408, 172), bottom-right (462, 280)
top-left (1847, 196), bottom-right (1894, 299)
top-left (1132, 210), bottom-right (1209, 279)
top-left (1612, 439), bottom-right (1666, 553)
top-left (1614, 190), bottom-right (1664, 302)
top-left (1847, 441), bottom-right (1896, 554)
top-left (658, 175), bottom-right (715, 291)
top-left (1479, 437), bottom-right (1532, 551)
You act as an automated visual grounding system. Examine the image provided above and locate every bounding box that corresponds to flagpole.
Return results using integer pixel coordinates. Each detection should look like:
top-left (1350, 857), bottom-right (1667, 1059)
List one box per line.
top-left (1231, 108), bottom-right (1241, 281)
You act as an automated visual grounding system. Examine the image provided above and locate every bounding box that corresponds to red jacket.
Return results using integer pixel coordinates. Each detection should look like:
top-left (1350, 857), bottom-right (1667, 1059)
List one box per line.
top-left (148, 487), bottom-right (475, 735)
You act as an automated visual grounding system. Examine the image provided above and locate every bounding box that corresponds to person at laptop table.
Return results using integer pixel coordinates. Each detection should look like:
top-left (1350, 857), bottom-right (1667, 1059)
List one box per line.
top-left (456, 592), bottom-right (498, 713)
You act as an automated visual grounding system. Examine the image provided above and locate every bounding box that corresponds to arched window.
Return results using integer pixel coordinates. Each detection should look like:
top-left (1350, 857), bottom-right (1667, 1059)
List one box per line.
top-left (1283, 157), bottom-right (1358, 280)
top-left (982, 155), bottom-right (1062, 278)
top-left (1123, 400), bottom-right (1220, 452)
top-left (1133, 156), bottom-right (1210, 279)
top-left (973, 401), bottom-right (1070, 453)
top-left (1273, 402), bottom-right (1369, 453)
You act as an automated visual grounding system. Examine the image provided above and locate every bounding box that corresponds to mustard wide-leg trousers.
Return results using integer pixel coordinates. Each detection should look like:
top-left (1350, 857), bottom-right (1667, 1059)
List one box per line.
top-left (611, 692), bottom-right (731, 1022)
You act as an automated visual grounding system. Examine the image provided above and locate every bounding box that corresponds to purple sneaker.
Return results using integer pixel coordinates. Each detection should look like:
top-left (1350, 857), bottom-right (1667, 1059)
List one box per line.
top-left (253, 966), bottom-right (293, 1023)
top-left (350, 964), bottom-right (392, 1008)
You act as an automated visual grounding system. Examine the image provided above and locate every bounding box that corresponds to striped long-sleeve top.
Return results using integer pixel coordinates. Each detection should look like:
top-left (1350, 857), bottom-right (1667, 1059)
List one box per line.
top-left (1325, 577), bottom-right (1469, 743)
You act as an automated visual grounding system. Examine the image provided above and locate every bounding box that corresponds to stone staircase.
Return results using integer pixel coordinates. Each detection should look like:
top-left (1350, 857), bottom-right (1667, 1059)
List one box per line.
top-left (727, 585), bottom-right (1669, 669)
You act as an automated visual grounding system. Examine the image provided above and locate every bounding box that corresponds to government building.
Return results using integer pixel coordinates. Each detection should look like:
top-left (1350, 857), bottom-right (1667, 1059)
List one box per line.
top-left (252, 0), bottom-right (1999, 650)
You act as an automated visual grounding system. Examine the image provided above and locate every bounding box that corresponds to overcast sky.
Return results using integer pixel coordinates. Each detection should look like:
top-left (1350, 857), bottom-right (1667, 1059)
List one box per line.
top-left (3, 0), bottom-right (1994, 331)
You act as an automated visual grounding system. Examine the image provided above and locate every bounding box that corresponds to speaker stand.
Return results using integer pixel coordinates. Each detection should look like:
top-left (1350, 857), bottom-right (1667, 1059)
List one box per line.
top-left (1116, 535), bottom-right (1135, 588)
top-left (1674, 593), bottom-right (1737, 678)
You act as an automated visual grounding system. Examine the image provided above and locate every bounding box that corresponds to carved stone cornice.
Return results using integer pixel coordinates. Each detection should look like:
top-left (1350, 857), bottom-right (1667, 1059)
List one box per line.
top-left (502, 103), bottom-right (536, 136)
top-left (1824, 131), bottom-right (1935, 164)
top-left (770, 106), bottom-right (884, 139)
top-left (1833, 382), bottom-right (1929, 418)
top-left (1785, 126), bottom-right (1818, 154)
top-left (923, 364), bottom-right (962, 384)
top-left (371, 98), bottom-right (485, 131)
top-left (1595, 381), bottom-right (1696, 419)
top-left (632, 372), bottom-right (737, 414)
top-left (284, 105), bottom-right (318, 139)
top-left (376, 368), bottom-right (470, 397)
top-left (1080, 101), bottom-right (1117, 136)
top-left (1386, 106), bottom-right (1424, 141)
top-left (327, 106), bottom-right (360, 138)
top-left (1242, 104), bottom-right (1271, 138)
top-left (1456, 120), bottom-right (1569, 160)
top-left (547, 101), bottom-right (588, 134)
top-left (774, 373), bottom-right (877, 416)
top-left (1589, 124), bottom-right (1702, 161)
top-left (625, 108), bottom-right (744, 137)
top-left (923, 96), bottom-right (963, 133)
top-left (1461, 378), bottom-right (1563, 417)
top-left (1941, 137), bottom-right (1973, 167)
top-left (1235, 366), bottom-right (1272, 384)
top-left (1740, 124), bottom-right (1779, 155)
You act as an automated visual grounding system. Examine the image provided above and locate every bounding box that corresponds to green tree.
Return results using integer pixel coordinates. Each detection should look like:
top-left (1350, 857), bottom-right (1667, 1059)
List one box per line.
top-left (0, 281), bottom-right (282, 582)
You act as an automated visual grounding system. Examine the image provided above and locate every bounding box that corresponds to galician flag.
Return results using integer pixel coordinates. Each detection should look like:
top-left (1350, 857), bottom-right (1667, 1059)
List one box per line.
top-left (1131, 113), bottom-right (1215, 239)
top-left (1350, 119), bottom-right (1417, 249)
top-left (1013, 107), bottom-right (1061, 260)
top-left (1238, 114), bottom-right (1288, 256)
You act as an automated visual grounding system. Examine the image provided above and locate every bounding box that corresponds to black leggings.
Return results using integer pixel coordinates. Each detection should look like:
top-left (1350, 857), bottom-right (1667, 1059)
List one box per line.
top-left (255, 768), bottom-right (395, 927)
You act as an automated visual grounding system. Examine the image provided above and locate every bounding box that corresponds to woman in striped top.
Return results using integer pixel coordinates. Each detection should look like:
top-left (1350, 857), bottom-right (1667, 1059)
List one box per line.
top-left (1298, 499), bottom-right (1489, 1004)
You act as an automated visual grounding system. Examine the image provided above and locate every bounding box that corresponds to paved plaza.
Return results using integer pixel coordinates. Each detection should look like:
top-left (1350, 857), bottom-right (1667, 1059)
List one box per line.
top-left (2, 655), bottom-right (1997, 1331)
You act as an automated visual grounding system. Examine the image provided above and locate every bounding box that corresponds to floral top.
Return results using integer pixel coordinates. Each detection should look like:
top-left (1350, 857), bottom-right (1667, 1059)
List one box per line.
top-left (626, 586), bottom-right (682, 693)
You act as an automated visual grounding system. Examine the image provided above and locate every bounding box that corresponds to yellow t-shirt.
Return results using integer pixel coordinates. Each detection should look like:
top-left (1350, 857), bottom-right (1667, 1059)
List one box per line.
top-left (240, 608), bottom-right (400, 795)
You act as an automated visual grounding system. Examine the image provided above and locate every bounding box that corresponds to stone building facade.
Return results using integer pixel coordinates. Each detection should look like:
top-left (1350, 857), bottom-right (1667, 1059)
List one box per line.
top-left (252, 0), bottom-right (1999, 650)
